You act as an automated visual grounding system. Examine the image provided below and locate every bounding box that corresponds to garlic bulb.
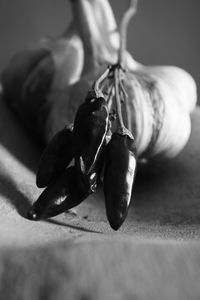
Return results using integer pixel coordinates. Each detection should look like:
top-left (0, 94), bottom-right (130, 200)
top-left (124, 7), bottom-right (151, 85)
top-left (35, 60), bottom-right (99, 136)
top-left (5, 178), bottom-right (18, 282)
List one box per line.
top-left (1, 0), bottom-right (197, 161)
top-left (1, 21), bottom-right (84, 141)
top-left (82, 0), bottom-right (197, 159)
top-left (67, 0), bottom-right (197, 160)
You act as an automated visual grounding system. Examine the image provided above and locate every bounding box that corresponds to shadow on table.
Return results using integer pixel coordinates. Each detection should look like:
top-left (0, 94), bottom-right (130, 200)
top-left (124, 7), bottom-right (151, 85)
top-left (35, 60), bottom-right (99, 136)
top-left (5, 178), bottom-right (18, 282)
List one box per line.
top-left (0, 96), bottom-right (42, 173)
top-left (45, 219), bottom-right (103, 234)
top-left (0, 172), bottom-right (31, 217)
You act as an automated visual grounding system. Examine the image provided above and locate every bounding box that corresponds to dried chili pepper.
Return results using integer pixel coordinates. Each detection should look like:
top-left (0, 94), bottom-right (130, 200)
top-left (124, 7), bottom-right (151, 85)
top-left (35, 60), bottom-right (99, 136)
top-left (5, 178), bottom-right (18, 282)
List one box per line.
top-left (104, 132), bottom-right (137, 230)
top-left (73, 91), bottom-right (109, 192)
top-left (28, 166), bottom-right (90, 220)
top-left (36, 124), bottom-right (73, 188)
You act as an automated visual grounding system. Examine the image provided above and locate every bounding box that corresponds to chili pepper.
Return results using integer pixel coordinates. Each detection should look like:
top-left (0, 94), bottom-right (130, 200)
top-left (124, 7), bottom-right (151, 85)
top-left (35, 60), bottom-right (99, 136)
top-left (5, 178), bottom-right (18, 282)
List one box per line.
top-left (73, 91), bottom-right (109, 192)
top-left (104, 132), bottom-right (137, 230)
top-left (36, 124), bottom-right (74, 188)
top-left (28, 166), bottom-right (90, 220)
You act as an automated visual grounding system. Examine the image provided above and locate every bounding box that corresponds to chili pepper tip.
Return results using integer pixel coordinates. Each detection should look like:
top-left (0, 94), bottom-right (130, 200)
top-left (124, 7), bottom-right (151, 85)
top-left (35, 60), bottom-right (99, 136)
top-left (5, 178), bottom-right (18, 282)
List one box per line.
top-left (107, 210), bottom-right (127, 231)
top-left (27, 207), bottom-right (40, 221)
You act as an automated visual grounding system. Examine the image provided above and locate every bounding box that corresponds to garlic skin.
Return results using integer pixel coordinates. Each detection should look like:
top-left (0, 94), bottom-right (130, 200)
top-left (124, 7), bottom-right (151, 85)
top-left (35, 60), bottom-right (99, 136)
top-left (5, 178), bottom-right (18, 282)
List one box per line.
top-left (128, 64), bottom-right (197, 113)
top-left (71, 0), bottom-right (119, 71)
top-left (37, 27), bottom-right (84, 88)
top-left (1, 22), bottom-right (84, 141)
top-left (123, 70), bottom-right (195, 159)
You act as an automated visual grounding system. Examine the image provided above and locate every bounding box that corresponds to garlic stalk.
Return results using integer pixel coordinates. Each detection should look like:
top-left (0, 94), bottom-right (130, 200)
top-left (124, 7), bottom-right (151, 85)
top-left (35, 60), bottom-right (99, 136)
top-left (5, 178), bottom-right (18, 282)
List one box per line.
top-left (118, 0), bottom-right (137, 67)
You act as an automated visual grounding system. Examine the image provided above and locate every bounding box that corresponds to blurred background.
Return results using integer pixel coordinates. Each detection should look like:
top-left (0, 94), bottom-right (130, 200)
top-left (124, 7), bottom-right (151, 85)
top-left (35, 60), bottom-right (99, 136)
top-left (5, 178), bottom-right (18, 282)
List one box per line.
top-left (0, 0), bottom-right (199, 102)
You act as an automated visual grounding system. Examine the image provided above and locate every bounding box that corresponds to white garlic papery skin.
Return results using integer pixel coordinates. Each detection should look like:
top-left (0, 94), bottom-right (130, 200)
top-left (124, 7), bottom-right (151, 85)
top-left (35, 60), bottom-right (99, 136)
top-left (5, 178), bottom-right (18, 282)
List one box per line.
top-left (34, 25), bottom-right (84, 94)
top-left (123, 66), bottom-right (197, 159)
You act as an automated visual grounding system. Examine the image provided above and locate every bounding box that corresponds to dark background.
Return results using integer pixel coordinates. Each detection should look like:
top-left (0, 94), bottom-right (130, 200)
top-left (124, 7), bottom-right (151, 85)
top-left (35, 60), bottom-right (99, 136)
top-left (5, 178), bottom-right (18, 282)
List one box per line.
top-left (0, 0), bottom-right (199, 101)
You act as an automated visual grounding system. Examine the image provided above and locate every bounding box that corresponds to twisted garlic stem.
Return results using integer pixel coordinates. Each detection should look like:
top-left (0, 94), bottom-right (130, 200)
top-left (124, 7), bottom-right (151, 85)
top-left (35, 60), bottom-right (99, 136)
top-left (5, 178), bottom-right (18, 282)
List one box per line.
top-left (119, 0), bottom-right (138, 66)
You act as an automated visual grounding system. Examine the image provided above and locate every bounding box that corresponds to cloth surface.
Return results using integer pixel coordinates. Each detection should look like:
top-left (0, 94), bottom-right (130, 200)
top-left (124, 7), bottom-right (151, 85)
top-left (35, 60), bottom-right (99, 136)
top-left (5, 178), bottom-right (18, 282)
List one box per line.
top-left (0, 93), bottom-right (200, 299)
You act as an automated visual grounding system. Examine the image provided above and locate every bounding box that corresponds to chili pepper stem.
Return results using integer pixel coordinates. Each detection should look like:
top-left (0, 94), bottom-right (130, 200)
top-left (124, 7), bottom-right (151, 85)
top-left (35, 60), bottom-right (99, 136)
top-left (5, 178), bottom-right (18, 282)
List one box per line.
top-left (114, 68), bottom-right (133, 139)
top-left (107, 83), bottom-right (115, 112)
top-left (118, 70), bottom-right (132, 132)
top-left (119, 78), bottom-right (128, 101)
top-left (93, 67), bottom-right (110, 96)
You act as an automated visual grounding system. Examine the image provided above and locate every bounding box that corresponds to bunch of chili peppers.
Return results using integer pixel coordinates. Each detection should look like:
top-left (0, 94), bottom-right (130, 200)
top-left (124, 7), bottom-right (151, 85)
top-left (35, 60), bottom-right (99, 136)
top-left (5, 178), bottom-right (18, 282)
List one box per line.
top-left (27, 65), bottom-right (137, 230)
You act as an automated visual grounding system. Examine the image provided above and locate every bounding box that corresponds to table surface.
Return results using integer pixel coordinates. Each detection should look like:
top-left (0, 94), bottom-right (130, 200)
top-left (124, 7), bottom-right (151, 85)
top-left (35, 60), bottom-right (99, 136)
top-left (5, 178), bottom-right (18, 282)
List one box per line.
top-left (0, 93), bottom-right (200, 300)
